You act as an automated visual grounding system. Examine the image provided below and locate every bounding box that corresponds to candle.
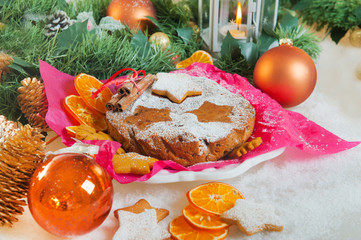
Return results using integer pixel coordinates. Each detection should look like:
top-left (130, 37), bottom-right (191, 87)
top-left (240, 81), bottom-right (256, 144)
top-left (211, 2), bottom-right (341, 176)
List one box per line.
top-left (219, 1), bottom-right (247, 40)
top-left (230, 2), bottom-right (246, 38)
top-left (236, 2), bottom-right (242, 27)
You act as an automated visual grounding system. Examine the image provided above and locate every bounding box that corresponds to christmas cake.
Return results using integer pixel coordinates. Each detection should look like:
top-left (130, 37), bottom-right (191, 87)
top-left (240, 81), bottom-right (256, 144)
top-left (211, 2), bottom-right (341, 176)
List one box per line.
top-left (106, 72), bottom-right (255, 167)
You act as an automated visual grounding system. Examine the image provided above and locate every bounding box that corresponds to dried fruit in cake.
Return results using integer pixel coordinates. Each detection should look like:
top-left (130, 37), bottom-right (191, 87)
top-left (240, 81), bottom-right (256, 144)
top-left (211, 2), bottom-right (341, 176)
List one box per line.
top-left (112, 152), bottom-right (158, 175)
top-left (114, 199), bottom-right (169, 223)
top-left (220, 199), bottom-right (283, 236)
top-left (169, 215), bottom-right (228, 240)
top-left (187, 182), bottom-right (245, 215)
top-left (182, 205), bottom-right (229, 230)
top-left (64, 95), bottom-right (107, 131)
top-left (74, 73), bottom-right (113, 114)
top-left (176, 50), bottom-right (213, 69)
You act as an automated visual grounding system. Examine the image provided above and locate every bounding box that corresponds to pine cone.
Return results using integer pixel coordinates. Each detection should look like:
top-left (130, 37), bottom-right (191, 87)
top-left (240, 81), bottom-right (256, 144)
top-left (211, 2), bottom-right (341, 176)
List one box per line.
top-left (0, 125), bottom-right (45, 226)
top-left (44, 10), bottom-right (74, 38)
top-left (0, 52), bottom-right (13, 82)
top-left (0, 115), bottom-right (18, 144)
top-left (17, 77), bottom-right (50, 132)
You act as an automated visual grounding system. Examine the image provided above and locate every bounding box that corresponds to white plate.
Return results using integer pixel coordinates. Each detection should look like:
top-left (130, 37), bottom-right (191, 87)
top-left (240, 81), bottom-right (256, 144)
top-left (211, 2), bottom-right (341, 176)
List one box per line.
top-left (145, 147), bottom-right (286, 184)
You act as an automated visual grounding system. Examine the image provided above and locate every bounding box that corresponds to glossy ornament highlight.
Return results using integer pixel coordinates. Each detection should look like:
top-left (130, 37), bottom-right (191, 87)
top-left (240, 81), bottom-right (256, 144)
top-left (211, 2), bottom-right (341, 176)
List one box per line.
top-left (27, 153), bottom-right (113, 237)
top-left (106, 0), bottom-right (156, 32)
top-left (253, 40), bottom-right (317, 108)
top-left (149, 32), bottom-right (170, 50)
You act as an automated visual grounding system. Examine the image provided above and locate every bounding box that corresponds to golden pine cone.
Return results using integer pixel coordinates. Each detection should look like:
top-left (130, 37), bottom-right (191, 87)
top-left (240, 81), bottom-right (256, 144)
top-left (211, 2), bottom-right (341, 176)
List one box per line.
top-left (0, 125), bottom-right (45, 226)
top-left (17, 77), bottom-right (50, 132)
top-left (0, 52), bottom-right (13, 82)
top-left (0, 115), bottom-right (18, 144)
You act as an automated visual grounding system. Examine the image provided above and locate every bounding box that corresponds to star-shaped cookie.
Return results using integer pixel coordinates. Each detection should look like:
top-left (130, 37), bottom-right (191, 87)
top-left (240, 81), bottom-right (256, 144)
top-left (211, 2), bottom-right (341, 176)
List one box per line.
top-left (113, 209), bottom-right (171, 240)
top-left (114, 199), bottom-right (169, 223)
top-left (152, 73), bottom-right (202, 104)
top-left (220, 199), bottom-right (283, 236)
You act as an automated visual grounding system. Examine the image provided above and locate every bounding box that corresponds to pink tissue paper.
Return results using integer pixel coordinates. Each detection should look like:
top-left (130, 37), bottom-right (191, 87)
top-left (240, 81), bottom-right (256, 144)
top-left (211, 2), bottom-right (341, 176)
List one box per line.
top-left (40, 60), bottom-right (360, 183)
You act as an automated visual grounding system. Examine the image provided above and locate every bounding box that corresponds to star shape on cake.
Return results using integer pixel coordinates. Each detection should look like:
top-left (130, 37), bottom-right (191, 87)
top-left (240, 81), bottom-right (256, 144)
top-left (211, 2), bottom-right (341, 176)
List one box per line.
top-left (113, 209), bottom-right (171, 240)
top-left (220, 199), bottom-right (283, 236)
top-left (187, 101), bottom-right (234, 122)
top-left (152, 73), bottom-right (202, 104)
top-left (114, 199), bottom-right (169, 223)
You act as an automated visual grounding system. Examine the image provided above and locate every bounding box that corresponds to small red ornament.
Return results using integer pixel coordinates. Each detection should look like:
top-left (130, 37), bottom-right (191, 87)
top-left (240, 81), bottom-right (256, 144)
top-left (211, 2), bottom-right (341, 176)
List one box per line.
top-left (106, 0), bottom-right (156, 32)
top-left (253, 39), bottom-right (317, 108)
top-left (27, 153), bottom-right (113, 237)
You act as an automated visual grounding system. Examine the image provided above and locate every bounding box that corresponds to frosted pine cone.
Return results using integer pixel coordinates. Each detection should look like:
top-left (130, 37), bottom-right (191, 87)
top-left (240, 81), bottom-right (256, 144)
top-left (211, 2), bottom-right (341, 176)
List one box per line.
top-left (0, 115), bottom-right (18, 144)
top-left (44, 10), bottom-right (74, 38)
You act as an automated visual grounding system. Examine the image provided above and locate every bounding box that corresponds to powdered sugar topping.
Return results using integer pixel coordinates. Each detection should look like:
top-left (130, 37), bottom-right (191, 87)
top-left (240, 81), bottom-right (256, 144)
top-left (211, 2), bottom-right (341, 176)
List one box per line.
top-left (151, 73), bottom-right (202, 102)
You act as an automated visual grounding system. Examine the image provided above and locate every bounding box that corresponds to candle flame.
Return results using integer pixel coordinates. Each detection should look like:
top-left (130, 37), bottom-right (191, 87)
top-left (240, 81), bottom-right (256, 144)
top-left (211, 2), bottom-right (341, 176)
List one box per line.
top-left (236, 2), bottom-right (242, 25)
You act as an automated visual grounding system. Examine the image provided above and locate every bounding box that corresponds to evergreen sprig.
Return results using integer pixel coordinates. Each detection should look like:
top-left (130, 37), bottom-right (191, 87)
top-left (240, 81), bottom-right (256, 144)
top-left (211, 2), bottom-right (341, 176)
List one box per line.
top-left (294, 0), bottom-right (361, 43)
top-left (0, 0), bottom-right (325, 122)
top-left (49, 32), bottom-right (179, 79)
top-left (65, 0), bottom-right (112, 22)
top-left (150, 0), bottom-right (202, 57)
top-left (0, 78), bottom-right (23, 122)
top-left (275, 24), bottom-right (321, 59)
top-left (0, 0), bottom-right (204, 121)
top-left (215, 54), bottom-right (254, 85)
top-left (0, 0), bottom-right (112, 24)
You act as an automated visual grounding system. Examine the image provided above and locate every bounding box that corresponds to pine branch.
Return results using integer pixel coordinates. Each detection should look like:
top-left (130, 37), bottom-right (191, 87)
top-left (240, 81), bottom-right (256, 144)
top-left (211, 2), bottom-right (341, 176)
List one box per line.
top-left (275, 24), bottom-right (321, 59)
top-left (150, 0), bottom-right (202, 57)
top-left (215, 54), bottom-right (254, 85)
top-left (0, 78), bottom-right (23, 122)
top-left (46, 32), bottom-right (179, 79)
top-left (295, 0), bottom-right (361, 31)
top-left (65, 0), bottom-right (112, 23)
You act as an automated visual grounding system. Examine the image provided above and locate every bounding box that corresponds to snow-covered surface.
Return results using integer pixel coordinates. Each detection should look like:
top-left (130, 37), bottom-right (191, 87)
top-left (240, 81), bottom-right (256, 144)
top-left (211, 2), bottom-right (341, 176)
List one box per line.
top-left (0, 35), bottom-right (360, 240)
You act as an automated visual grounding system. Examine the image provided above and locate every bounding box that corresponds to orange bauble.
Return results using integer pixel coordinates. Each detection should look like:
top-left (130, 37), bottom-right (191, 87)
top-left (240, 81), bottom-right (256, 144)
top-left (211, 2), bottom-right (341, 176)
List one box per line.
top-left (106, 0), bottom-right (156, 31)
top-left (253, 41), bottom-right (317, 108)
top-left (28, 153), bottom-right (113, 237)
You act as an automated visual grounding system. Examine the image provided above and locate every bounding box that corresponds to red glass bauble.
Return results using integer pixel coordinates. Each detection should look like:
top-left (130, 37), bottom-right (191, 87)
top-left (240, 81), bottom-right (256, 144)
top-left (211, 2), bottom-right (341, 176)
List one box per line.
top-left (106, 0), bottom-right (156, 32)
top-left (253, 43), bottom-right (317, 108)
top-left (28, 153), bottom-right (113, 237)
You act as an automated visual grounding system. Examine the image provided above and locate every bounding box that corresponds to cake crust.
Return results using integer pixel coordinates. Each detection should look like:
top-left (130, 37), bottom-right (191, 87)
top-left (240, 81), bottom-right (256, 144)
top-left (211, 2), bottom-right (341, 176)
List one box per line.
top-left (106, 73), bottom-right (255, 166)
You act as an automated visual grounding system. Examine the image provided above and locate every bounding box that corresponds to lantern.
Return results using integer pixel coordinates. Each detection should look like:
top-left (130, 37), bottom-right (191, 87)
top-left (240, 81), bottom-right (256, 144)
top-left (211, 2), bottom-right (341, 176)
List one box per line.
top-left (198, 0), bottom-right (279, 53)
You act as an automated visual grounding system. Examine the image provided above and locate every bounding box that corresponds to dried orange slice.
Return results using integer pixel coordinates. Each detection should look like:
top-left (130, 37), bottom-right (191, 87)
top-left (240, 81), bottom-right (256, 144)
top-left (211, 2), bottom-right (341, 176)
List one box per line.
top-left (187, 182), bottom-right (244, 215)
top-left (176, 50), bottom-right (213, 69)
top-left (74, 73), bottom-right (113, 114)
top-left (64, 95), bottom-right (107, 131)
top-left (183, 205), bottom-right (229, 230)
top-left (169, 215), bottom-right (228, 240)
